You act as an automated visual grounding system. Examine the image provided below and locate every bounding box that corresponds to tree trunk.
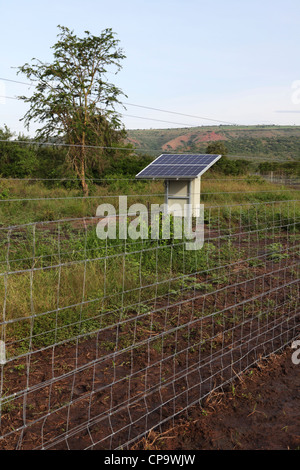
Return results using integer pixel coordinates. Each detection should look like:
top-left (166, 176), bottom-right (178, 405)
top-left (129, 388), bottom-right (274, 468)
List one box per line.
top-left (67, 146), bottom-right (89, 196)
top-left (80, 153), bottom-right (89, 196)
top-left (80, 131), bottom-right (89, 196)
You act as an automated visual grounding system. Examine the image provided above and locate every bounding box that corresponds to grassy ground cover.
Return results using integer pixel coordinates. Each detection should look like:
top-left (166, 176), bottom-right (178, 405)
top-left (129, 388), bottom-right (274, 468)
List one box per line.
top-left (0, 175), bottom-right (299, 358)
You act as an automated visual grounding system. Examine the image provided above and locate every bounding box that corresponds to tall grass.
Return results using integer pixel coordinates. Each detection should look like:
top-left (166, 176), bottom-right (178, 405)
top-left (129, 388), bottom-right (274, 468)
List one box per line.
top-left (0, 176), bottom-right (299, 358)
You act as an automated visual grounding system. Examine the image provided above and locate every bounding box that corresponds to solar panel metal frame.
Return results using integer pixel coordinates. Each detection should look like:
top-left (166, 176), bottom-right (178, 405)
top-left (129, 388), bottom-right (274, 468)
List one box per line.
top-left (135, 154), bottom-right (222, 179)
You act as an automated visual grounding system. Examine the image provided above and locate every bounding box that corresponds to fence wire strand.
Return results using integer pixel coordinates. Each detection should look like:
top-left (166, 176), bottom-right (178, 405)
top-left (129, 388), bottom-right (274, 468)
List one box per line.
top-left (0, 190), bottom-right (299, 450)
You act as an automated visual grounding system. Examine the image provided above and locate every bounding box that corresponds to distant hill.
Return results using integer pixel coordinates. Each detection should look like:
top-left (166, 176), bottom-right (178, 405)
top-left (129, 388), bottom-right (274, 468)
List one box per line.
top-left (127, 125), bottom-right (300, 161)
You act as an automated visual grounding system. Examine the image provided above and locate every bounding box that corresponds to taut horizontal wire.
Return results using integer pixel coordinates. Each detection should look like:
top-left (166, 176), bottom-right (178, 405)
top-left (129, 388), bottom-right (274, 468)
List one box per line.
top-left (0, 137), bottom-right (297, 161)
top-left (0, 198), bottom-right (298, 231)
top-left (0, 188), bottom-right (299, 203)
top-left (0, 176), bottom-right (299, 182)
top-left (0, 76), bottom-right (237, 125)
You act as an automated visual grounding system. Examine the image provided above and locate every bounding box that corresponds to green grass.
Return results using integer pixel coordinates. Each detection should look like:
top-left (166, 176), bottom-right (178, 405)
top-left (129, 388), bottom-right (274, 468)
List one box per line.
top-left (0, 175), bottom-right (299, 226)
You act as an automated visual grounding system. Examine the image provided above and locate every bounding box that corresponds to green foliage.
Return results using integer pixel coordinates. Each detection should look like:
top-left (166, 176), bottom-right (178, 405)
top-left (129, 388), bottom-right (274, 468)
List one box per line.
top-left (245, 175), bottom-right (266, 185)
top-left (17, 25), bottom-right (127, 193)
top-left (210, 155), bottom-right (251, 175)
top-left (266, 243), bottom-right (288, 260)
top-left (257, 161), bottom-right (300, 177)
top-left (205, 142), bottom-right (251, 175)
top-left (102, 153), bottom-right (153, 177)
top-left (0, 125), bottom-right (139, 185)
top-left (0, 144), bottom-right (38, 178)
top-left (0, 127), bottom-right (37, 177)
top-left (206, 141), bottom-right (228, 156)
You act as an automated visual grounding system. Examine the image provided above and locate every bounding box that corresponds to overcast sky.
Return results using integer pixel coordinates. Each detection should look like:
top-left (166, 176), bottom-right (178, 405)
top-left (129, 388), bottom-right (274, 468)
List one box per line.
top-left (1, 0), bottom-right (300, 135)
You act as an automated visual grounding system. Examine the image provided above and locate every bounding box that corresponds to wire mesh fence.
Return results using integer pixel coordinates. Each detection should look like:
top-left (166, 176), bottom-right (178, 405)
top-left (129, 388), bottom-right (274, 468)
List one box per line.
top-left (0, 189), bottom-right (299, 449)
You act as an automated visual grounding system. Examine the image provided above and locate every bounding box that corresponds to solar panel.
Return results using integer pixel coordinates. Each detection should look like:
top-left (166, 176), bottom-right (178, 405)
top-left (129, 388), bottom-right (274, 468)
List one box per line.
top-left (136, 154), bottom-right (221, 179)
top-left (152, 154), bottom-right (219, 165)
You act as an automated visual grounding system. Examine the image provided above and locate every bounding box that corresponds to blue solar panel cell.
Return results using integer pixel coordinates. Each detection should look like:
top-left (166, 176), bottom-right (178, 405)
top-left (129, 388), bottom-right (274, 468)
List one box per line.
top-left (135, 154), bottom-right (221, 179)
top-left (152, 154), bottom-right (219, 165)
top-left (138, 164), bottom-right (206, 178)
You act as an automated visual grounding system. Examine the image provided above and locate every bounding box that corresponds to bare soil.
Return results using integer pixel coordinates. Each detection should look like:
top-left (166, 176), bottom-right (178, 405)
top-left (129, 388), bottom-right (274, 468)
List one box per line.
top-left (133, 347), bottom-right (300, 450)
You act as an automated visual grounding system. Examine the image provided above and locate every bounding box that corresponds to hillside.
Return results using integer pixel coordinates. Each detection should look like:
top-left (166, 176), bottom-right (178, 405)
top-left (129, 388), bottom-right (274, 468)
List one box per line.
top-left (127, 125), bottom-right (300, 161)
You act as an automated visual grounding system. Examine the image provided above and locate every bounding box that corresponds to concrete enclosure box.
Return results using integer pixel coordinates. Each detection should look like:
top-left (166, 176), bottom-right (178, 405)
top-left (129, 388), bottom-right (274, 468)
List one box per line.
top-left (135, 153), bottom-right (221, 220)
top-left (165, 177), bottom-right (201, 217)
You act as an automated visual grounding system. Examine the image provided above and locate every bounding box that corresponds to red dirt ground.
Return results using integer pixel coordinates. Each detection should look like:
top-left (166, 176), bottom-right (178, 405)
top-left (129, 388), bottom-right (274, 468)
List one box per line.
top-left (162, 131), bottom-right (225, 150)
top-left (134, 347), bottom-right (300, 450)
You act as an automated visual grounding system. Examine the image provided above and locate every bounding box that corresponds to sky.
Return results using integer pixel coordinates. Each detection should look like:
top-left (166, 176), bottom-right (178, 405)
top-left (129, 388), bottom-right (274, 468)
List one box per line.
top-left (1, 0), bottom-right (300, 135)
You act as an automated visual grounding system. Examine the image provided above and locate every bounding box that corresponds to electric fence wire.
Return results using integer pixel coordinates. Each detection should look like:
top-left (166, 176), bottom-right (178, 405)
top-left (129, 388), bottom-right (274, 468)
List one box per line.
top-left (1, 76), bottom-right (299, 161)
top-left (0, 195), bottom-right (299, 449)
top-left (0, 76), bottom-right (237, 125)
